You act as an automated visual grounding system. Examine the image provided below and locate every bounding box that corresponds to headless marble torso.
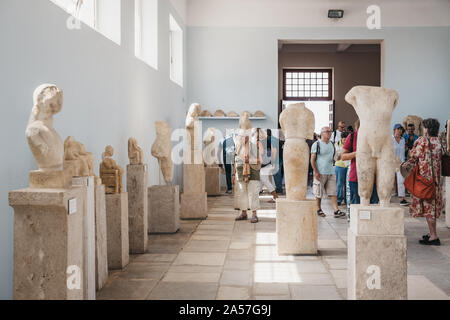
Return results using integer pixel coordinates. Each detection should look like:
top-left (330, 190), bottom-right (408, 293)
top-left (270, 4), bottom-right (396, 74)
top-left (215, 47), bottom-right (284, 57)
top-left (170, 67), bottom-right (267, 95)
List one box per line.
top-left (185, 103), bottom-right (202, 164)
top-left (345, 86), bottom-right (400, 206)
top-left (151, 121), bottom-right (174, 184)
top-left (279, 103), bottom-right (315, 201)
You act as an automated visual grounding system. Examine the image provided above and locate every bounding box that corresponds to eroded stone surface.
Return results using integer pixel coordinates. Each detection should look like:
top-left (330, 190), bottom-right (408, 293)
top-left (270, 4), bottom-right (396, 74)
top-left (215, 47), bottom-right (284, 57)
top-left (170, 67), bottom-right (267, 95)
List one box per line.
top-left (279, 103), bottom-right (315, 201)
top-left (181, 192), bottom-right (208, 219)
top-left (9, 187), bottom-right (84, 300)
top-left (403, 115), bottom-right (423, 136)
top-left (128, 138), bottom-right (143, 165)
top-left (151, 121), bottom-right (174, 184)
top-left (148, 185), bottom-right (180, 233)
top-left (276, 199), bottom-right (318, 255)
top-left (105, 193), bottom-right (129, 270)
top-left (26, 84), bottom-right (64, 172)
top-left (64, 136), bottom-right (96, 178)
top-left (100, 146), bottom-right (123, 194)
top-left (345, 86), bottom-right (400, 206)
top-left (127, 164), bottom-right (148, 254)
top-left (205, 167), bottom-right (221, 196)
top-left (94, 184), bottom-right (108, 291)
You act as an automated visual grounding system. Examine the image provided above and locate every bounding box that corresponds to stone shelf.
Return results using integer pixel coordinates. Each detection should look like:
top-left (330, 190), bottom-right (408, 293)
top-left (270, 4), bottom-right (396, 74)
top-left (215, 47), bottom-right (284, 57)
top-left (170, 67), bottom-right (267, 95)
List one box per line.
top-left (199, 117), bottom-right (267, 120)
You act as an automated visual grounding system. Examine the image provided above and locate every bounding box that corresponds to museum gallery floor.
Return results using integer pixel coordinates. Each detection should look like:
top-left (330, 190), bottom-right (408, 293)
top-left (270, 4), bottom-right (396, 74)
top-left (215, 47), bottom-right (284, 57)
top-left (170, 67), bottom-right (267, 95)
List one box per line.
top-left (96, 191), bottom-right (450, 300)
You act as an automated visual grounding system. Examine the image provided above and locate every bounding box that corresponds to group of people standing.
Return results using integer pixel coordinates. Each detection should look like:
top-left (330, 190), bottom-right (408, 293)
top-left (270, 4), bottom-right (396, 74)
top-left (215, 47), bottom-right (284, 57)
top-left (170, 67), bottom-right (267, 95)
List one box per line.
top-left (218, 117), bottom-right (448, 242)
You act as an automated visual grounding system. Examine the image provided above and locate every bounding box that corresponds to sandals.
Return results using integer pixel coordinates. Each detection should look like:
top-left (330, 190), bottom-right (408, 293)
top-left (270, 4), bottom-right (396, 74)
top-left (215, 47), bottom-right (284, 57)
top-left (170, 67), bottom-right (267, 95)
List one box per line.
top-left (419, 238), bottom-right (441, 246)
top-left (251, 216), bottom-right (259, 223)
top-left (317, 209), bottom-right (326, 217)
top-left (334, 210), bottom-right (346, 218)
top-left (235, 214), bottom-right (248, 221)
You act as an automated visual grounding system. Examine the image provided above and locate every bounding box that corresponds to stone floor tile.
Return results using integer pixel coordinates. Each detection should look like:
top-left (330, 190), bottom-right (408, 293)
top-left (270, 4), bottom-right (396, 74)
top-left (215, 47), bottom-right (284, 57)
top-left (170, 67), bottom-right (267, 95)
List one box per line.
top-left (224, 259), bottom-right (251, 271)
top-left (168, 265), bottom-right (223, 273)
top-left (229, 242), bottom-right (253, 250)
top-left (407, 275), bottom-right (450, 300)
top-left (289, 285), bottom-right (342, 300)
top-left (132, 253), bottom-right (177, 263)
top-left (217, 286), bottom-right (251, 300)
top-left (184, 239), bottom-right (230, 252)
top-left (254, 295), bottom-right (291, 300)
top-left (329, 270), bottom-right (347, 289)
top-left (323, 258), bottom-right (347, 270)
top-left (253, 263), bottom-right (332, 283)
top-left (162, 272), bottom-right (221, 283)
top-left (147, 282), bottom-right (218, 300)
top-left (253, 283), bottom-right (290, 296)
top-left (220, 270), bottom-right (252, 286)
top-left (118, 262), bottom-right (170, 280)
top-left (173, 252), bottom-right (226, 266)
top-left (97, 279), bottom-right (158, 300)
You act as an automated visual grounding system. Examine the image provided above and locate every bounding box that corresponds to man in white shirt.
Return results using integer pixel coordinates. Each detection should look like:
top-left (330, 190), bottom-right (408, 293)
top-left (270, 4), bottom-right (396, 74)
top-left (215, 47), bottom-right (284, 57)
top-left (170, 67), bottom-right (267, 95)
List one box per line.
top-left (330, 121), bottom-right (346, 144)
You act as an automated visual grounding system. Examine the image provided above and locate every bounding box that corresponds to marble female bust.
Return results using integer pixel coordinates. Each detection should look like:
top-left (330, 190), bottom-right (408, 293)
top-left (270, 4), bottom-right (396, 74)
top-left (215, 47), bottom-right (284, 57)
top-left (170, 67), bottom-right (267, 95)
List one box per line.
top-left (26, 84), bottom-right (64, 171)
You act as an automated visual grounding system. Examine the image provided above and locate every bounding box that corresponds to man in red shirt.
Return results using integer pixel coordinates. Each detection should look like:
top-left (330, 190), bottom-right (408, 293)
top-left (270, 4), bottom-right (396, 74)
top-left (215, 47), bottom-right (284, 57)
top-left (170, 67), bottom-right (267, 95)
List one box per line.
top-left (341, 120), bottom-right (379, 205)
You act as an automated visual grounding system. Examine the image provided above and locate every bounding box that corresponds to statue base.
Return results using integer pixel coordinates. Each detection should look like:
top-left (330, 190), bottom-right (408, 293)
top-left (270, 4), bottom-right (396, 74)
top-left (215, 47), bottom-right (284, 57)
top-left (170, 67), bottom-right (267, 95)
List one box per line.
top-left (29, 168), bottom-right (72, 189)
top-left (276, 199), bottom-right (318, 255)
top-left (148, 185), bottom-right (180, 233)
top-left (180, 192), bottom-right (208, 220)
top-left (105, 193), bottom-right (129, 270)
top-left (205, 166), bottom-right (221, 196)
top-left (9, 187), bottom-right (84, 300)
top-left (183, 164), bottom-right (205, 194)
top-left (348, 205), bottom-right (407, 300)
top-left (94, 184), bottom-right (108, 291)
top-left (126, 164), bottom-right (148, 254)
top-left (72, 176), bottom-right (96, 300)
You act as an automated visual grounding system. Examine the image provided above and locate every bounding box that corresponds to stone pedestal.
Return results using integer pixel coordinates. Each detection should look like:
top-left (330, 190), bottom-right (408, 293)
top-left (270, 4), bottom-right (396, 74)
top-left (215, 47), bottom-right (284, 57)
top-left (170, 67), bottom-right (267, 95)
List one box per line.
top-left (348, 205), bottom-right (407, 300)
top-left (72, 176), bottom-right (96, 300)
top-left (234, 182), bottom-right (239, 210)
top-left (29, 168), bottom-right (72, 189)
top-left (446, 177), bottom-right (450, 228)
top-left (276, 199), bottom-right (318, 255)
top-left (105, 193), bottom-right (129, 270)
top-left (94, 184), bottom-right (108, 291)
top-left (148, 185), bottom-right (180, 233)
top-left (181, 164), bottom-right (208, 219)
top-left (126, 164), bottom-right (148, 254)
top-left (9, 188), bottom-right (84, 300)
top-left (205, 166), bottom-right (221, 196)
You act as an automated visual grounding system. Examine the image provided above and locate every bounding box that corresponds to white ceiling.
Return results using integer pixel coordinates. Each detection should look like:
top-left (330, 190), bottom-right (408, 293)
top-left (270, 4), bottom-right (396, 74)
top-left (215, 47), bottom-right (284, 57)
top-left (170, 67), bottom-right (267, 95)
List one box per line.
top-left (184, 0), bottom-right (450, 27)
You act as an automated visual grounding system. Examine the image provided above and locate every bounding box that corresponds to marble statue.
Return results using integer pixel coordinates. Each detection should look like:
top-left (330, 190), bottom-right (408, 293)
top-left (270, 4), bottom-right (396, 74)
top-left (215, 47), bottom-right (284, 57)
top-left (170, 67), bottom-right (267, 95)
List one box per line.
top-left (279, 103), bottom-right (315, 201)
top-left (253, 111), bottom-right (265, 117)
top-left (26, 84), bottom-right (64, 171)
top-left (100, 145), bottom-right (123, 194)
top-left (345, 86), bottom-right (400, 206)
top-left (151, 121), bottom-right (174, 184)
top-left (200, 110), bottom-right (212, 117)
top-left (403, 115), bottom-right (423, 136)
top-left (239, 111), bottom-right (252, 131)
top-left (203, 127), bottom-right (219, 166)
top-left (128, 137), bottom-right (143, 165)
top-left (64, 136), bottom-right (95, 177)
top-left (227, 111), bottom-right (239, 117)
top-left (214, 110), bottom-right (226, 117)
top-left (185, 103), bottom-right (202, 164)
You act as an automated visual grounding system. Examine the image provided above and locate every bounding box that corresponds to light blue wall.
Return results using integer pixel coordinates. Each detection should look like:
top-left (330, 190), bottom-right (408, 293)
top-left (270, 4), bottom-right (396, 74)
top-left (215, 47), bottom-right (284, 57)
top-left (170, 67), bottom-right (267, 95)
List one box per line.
top-left (0, 0), bottom-right (187, 299)
top-left (187, 26), bottom-right (450, 134)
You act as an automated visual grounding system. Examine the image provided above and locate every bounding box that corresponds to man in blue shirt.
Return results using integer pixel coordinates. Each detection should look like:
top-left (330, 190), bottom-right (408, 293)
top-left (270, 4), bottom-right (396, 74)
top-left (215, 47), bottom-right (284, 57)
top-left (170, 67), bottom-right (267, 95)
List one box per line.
top-left (311, 127), bottom-right (345, 218)
top-left (404, 123), bottom-right (419, 159)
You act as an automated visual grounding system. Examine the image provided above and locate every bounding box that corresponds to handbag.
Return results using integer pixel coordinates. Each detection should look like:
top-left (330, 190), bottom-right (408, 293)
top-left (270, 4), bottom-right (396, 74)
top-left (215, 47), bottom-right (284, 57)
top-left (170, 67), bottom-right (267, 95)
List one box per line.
top-left (404, 138), bottom-right (436, 200)
top-left (441, 144), bottom-right (450, 176)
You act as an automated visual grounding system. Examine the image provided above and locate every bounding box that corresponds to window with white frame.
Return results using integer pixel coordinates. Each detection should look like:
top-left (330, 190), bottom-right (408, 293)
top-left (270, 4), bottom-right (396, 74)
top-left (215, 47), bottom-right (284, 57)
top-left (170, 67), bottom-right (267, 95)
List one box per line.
top-left (135, 0), bottom-right (158, 70)
top-left (50, 0), bottom-right (121, 45)
top-left (169, 14), bottom-right (183, 87)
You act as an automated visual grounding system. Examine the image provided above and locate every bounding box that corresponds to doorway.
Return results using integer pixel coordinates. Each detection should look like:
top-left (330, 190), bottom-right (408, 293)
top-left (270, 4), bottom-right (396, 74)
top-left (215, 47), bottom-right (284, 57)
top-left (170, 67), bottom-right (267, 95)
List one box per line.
top-left (278, 41), bottom-right (382, 133)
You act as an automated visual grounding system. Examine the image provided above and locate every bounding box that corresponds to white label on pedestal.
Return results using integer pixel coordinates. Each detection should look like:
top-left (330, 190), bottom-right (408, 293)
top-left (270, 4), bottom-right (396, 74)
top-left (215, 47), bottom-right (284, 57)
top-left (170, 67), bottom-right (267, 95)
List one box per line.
top-left (68, 198), bottom-right (77, 215)
top-left (360, 211), bottom-right (371, 220)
